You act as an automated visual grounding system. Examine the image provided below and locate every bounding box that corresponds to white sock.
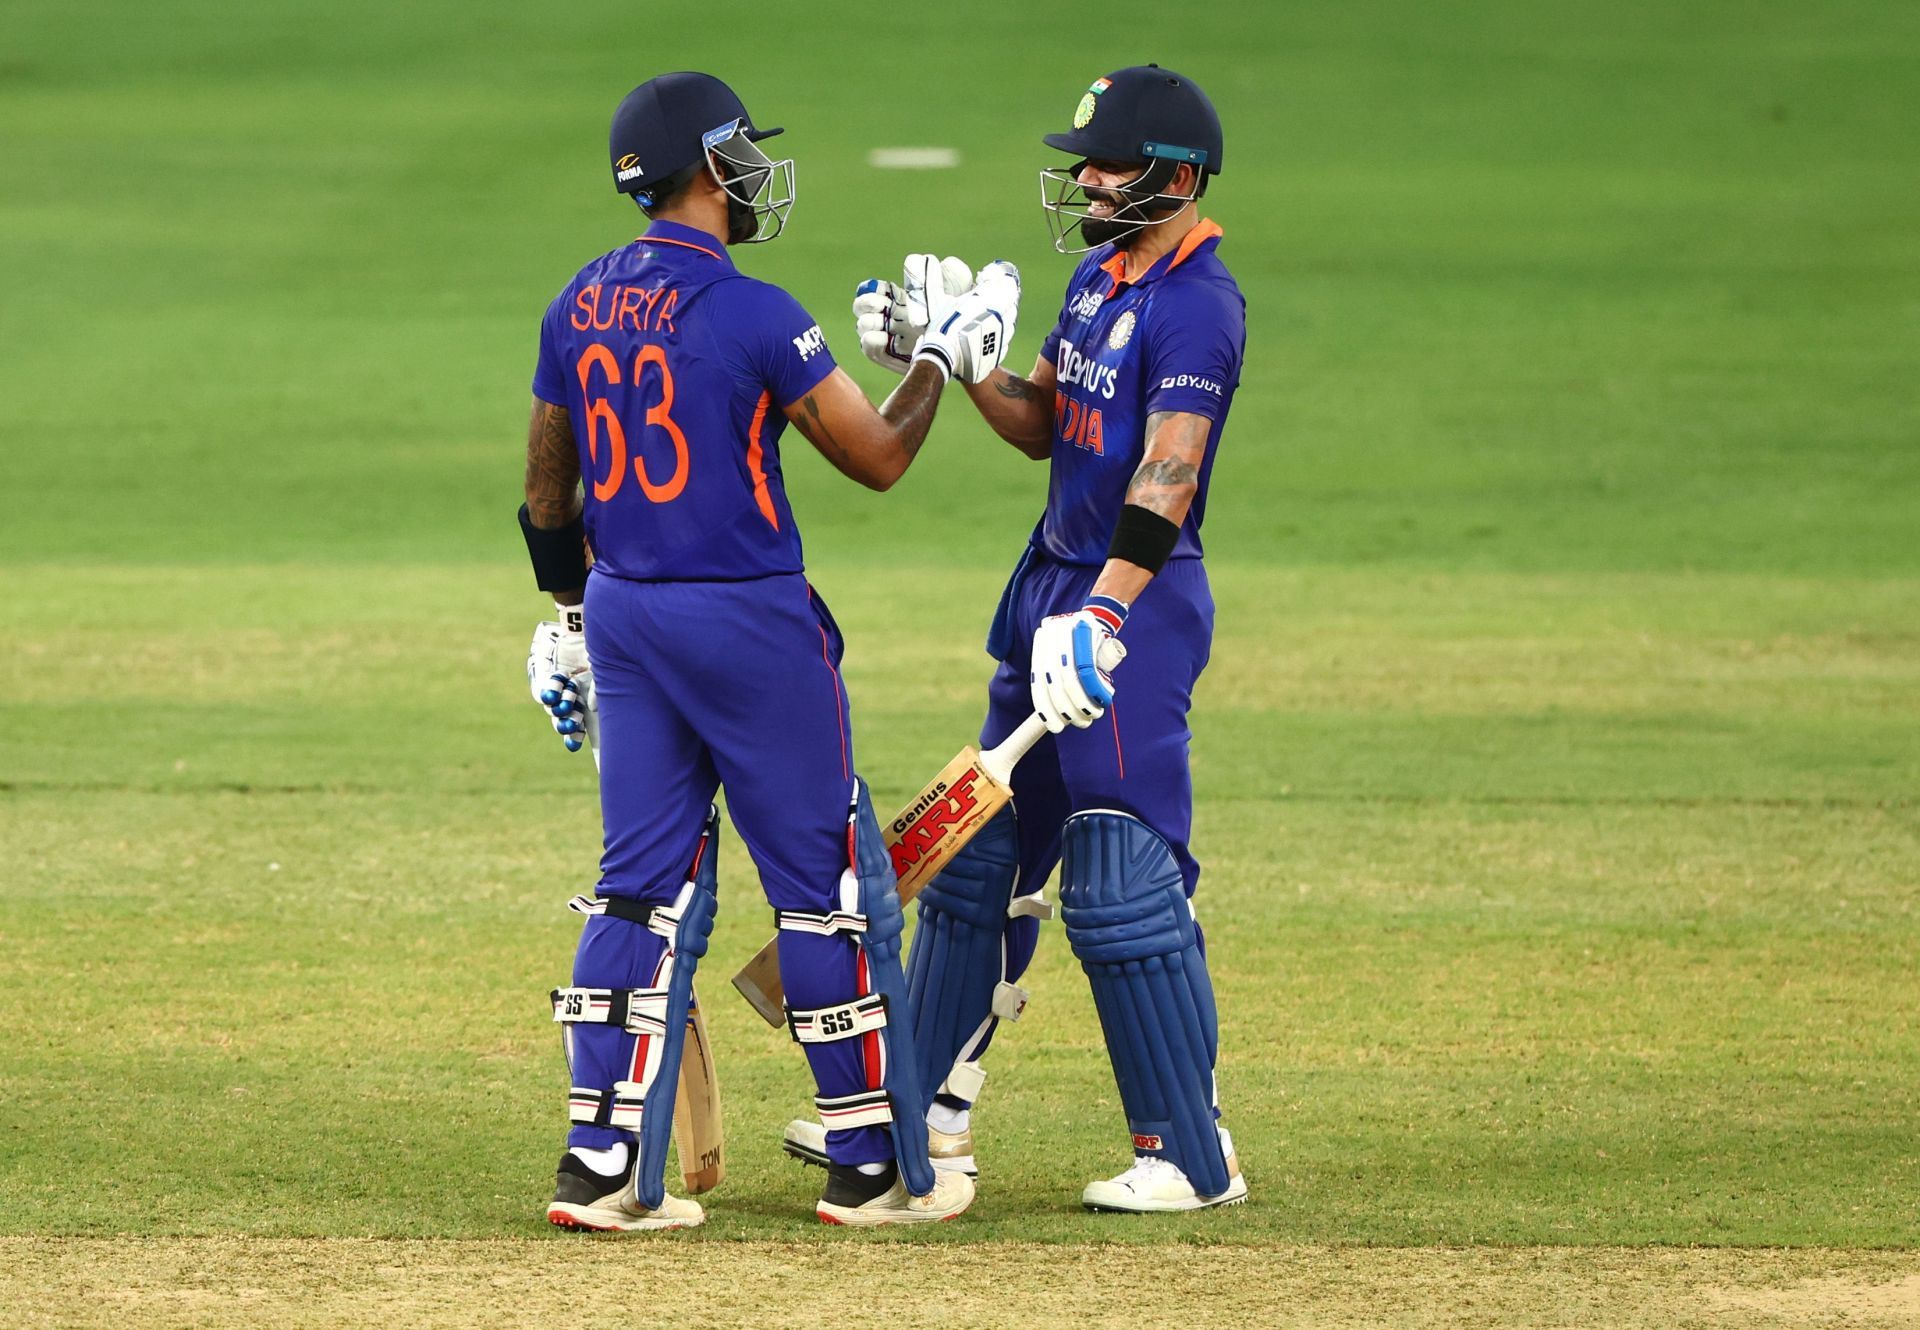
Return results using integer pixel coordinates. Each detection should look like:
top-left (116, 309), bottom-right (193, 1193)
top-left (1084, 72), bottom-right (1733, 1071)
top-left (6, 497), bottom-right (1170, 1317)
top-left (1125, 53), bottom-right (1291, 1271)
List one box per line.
top-left (928, 1103), bottom-right (970, 1135)
top-left (1217, 1124), bottom-right (1234, 1159)
top-left (570, 1142), bottom-right (629, 1176)
top-left (855, 1161), bottom-right (890, 1177)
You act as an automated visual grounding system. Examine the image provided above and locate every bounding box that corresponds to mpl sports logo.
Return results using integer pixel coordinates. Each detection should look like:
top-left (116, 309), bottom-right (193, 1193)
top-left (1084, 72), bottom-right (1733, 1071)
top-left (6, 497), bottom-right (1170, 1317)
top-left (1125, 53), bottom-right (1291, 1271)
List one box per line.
top-left (792, 324), bottom-right (826, 360)
top-left (615, 153), bottom-right (645, 184)
top-left (889, 768), bottom-right (983, 880)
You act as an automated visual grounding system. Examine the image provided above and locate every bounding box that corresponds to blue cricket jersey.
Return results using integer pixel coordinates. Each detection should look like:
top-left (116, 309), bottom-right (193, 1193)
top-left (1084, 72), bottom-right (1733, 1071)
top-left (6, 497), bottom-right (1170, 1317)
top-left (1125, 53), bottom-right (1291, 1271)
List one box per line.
top-left (1036, 220), bottom-right (1245, 564)
top-left (531, 220), bottom-right (837, 581)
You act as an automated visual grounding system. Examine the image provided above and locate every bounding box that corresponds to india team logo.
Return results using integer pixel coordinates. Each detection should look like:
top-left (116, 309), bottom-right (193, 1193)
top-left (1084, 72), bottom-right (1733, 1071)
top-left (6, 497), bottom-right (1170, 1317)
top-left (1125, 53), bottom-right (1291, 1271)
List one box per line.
top-left (1073, 76), bottom-right (1112, 129)
top-left (1107, 310), bottom-right (1136, 350)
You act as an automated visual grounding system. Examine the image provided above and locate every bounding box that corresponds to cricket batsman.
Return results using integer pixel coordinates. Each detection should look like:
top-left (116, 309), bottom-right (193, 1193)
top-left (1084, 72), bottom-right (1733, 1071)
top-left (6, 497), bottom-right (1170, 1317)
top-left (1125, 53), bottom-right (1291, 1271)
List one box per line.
top-left (517, 71), bottom-right (1016, 1229)
top-left (834, 64), bottom-right (1248, 1211)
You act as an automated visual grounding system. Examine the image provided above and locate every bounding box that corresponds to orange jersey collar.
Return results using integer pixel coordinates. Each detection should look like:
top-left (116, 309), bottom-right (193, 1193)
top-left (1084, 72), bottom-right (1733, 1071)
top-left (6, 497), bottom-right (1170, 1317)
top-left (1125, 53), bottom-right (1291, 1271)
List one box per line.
top-left (1100, 217), bottom-right (1223, 293)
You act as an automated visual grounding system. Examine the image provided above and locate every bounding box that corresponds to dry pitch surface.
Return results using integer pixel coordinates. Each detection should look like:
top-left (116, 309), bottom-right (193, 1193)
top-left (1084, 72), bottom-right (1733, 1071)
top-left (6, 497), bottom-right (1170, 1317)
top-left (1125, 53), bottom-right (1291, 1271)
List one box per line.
top-left (7, 1239), bottom-right (1920, 1329)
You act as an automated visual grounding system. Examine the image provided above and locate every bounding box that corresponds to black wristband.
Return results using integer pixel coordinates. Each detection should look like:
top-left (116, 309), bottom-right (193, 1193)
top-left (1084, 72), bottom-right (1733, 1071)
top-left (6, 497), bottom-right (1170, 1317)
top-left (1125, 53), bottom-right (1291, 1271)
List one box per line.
top-left (518, 504), bottom-right (590, 593)
top-left (1106, 504), bottom-right (1181, 574)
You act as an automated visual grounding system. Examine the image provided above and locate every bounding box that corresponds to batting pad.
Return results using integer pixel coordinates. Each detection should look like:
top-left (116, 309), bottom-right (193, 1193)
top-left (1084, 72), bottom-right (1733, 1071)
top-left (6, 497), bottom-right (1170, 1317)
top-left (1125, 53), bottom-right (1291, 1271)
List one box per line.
top-left (1059, 810), bottom-right (1231, 1198)
top-left (905, 807), bottom-right (1031, 1104)
top-left (556, 807), bottom-right (720, 1210)
top-left (848, 778), bottom-right (939, 1198)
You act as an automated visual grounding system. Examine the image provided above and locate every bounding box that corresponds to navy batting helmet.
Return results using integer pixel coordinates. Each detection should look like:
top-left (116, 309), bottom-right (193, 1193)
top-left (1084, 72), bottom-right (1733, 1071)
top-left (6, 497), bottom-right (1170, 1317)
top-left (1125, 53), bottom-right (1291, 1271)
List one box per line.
top-left (1039, 64), bottom-right (1222, 253)
top-left (608, 72), bottom-right (795, 243)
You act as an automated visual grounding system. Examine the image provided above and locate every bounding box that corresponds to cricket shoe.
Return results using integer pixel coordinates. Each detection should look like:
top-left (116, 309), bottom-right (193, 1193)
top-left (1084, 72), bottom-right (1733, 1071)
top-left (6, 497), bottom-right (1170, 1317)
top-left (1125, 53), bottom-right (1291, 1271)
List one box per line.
top-left (546, 1151), bottom-right (705, 1232)
top-left (784, 1118), bottom-right (979, 1178)
top-left (816, 1161), bottom-right (976, 1226)
top-left (1081, 1153), bottom-right (1248, 1213)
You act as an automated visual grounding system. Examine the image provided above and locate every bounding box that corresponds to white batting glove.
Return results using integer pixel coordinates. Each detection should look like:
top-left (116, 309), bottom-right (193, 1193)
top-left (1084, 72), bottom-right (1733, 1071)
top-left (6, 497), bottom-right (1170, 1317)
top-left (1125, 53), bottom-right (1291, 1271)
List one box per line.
top-left (527, 605), bottom-right (594, 753)
top-left (1030, 596), bottom-right (1129, 733)
top-left (853, 255), bottom-right (972, 374)
top-left (913, 258), bottom-right (1021, 385)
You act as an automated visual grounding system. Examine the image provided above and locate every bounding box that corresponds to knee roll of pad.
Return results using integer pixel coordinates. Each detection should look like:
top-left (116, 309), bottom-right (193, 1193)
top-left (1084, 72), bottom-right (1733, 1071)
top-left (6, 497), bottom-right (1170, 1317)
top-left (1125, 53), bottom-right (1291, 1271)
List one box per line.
top-left (905, 806), bottom-right (1041, 1103)
top-left (552, 806), bottom-right (720, 1210)
top-left (1059, 809), bottom-right (1231, 1199)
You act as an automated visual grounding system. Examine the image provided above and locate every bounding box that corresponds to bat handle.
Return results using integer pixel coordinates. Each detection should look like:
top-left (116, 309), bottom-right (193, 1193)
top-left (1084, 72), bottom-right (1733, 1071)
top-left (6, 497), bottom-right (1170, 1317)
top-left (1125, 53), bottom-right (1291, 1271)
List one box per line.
top-left (979, 713), bottom-right (1050, 788)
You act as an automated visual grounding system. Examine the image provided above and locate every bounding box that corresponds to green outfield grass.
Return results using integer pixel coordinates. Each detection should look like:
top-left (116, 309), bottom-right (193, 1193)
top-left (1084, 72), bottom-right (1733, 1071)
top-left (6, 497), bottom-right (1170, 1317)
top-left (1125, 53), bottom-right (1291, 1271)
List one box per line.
top-left (2, 0), bottom-right (1917, 1322)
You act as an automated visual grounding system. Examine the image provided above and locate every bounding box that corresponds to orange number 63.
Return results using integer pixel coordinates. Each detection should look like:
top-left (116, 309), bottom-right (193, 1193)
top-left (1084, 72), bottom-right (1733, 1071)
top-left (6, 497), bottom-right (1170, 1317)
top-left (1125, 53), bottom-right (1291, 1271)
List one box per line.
top-left (575, 343), bottom-right (690, 503)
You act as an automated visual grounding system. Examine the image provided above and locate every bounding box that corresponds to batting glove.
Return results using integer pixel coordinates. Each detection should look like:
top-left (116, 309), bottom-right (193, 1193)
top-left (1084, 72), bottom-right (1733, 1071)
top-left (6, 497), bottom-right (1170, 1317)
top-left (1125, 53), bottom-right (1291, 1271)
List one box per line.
top-left (913, 258), bottom-right (1021, 385)
top-left (853, 255), bottom-right (973, 374)
top-left (1030, 595), bottom-right (1129, 733)
top-left (527, 605), bottom-right (594, 753)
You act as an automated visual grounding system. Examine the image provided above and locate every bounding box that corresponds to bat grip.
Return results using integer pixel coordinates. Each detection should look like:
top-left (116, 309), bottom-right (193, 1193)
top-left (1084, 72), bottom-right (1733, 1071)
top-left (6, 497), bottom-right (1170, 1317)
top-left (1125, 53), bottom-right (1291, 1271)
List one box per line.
top-left (980, 713), bottom-right (1049, 788)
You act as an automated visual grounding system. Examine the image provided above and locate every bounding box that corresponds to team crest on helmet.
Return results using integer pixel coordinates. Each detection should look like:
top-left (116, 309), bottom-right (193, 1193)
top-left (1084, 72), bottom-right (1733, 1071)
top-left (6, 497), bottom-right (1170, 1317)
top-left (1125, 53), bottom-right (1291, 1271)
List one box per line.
top-left (1072, 76), bottom-right (1112, 130)
top-left (1107, 310), bottom-right (1136, 350)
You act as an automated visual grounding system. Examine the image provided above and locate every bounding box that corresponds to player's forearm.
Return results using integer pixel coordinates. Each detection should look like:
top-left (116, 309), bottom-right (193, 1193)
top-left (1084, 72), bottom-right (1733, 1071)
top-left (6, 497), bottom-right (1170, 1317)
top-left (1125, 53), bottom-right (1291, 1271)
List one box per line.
top-left (1090, 413), bottom-right (1205, 608)
top-left (791, 362), bottom-right (944, 491)
top-left (964, 369), bottom-right (1054, 460)
top-left (523, 399), bottom-right (586, 603)
top-left (524, 400), bottom-right (584, 527)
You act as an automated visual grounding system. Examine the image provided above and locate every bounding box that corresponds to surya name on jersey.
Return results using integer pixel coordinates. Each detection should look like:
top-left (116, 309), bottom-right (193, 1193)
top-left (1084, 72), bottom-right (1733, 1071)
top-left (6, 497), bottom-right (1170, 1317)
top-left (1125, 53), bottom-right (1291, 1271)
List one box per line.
top-left (1054, 335), bottom-right (1120, 454)
top-left (569, 281), bottom-right (681, 334)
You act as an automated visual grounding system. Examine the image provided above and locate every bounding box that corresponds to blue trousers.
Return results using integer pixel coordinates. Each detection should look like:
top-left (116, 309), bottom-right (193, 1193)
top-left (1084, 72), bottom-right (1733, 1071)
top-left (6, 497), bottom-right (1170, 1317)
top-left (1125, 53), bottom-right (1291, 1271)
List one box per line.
top-left (568, 570), bottom-right (891, 1164)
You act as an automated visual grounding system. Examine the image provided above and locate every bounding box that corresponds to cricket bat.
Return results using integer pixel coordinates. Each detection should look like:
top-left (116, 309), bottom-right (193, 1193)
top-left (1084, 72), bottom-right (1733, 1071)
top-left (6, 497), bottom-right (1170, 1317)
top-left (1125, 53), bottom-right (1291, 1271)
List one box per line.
top-left (672, 991), bottom-right (724, 1194)
top-left (730, 711), bottom-right (1052, 1026)
top-left (587, 712), bottom-right (725, 1195)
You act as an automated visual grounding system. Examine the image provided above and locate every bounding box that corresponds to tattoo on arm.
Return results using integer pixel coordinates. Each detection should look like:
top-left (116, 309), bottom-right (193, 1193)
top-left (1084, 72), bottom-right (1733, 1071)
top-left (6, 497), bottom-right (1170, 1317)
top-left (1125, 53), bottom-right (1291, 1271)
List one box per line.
top-left (795, 392), bottom-right (853, 466)
top-left (993, 374), bottom-right (1044, 402)
top-left (524, 400), bottom-right (582, 527)
top-left (877, 360), bottom-right (944, 461)
top-left (1126, 411), bottom-right (1208, 520)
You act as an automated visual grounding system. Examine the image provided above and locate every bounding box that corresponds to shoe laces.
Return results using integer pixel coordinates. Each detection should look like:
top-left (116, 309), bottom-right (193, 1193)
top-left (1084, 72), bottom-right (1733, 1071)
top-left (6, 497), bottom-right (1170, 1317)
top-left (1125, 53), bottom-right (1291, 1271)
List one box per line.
top-left (1117, 1155), bottom-right (1187, 1188)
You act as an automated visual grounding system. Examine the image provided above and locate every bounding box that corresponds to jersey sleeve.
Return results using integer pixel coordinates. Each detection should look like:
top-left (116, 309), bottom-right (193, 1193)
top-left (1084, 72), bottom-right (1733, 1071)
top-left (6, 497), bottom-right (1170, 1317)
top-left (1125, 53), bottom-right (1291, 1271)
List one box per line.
top-left (530, 288), bottom-right (571, 406)
top-left (738, 280), bottom-right (837, 408)
top-left (1141, 280), bottom-right (1245, 422)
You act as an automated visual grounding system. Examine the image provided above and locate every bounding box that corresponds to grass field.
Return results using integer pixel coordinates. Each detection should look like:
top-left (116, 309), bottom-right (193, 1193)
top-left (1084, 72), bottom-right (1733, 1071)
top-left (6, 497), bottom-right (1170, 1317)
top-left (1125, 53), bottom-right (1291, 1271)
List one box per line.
top-left (2, 1), bottom-right (1917, 1325)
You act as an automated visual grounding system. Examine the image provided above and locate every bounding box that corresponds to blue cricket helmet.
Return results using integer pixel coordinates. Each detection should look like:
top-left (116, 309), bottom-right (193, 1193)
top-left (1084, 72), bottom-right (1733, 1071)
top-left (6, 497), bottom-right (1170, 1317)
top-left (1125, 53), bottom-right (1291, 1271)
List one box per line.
top-left (608, 72), bottom-right (795, 242)
top-left (1039, 65), bottom-right (1223, 254)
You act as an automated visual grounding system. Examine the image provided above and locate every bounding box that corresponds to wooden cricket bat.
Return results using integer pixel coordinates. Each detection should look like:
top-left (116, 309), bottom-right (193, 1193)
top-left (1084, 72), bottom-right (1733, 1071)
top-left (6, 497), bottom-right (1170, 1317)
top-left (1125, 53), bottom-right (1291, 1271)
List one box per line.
top-left (730, 712), bottom-right (1051, 1026)
top-left (672, 989), bottom-right (724, 1194)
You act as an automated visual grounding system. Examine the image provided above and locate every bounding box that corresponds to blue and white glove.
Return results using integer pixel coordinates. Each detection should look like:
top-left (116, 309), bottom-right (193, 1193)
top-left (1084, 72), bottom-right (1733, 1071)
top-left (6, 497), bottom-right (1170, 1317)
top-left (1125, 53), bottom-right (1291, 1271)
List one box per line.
top-left (913, 258), bottom-right (1021, 385)
top-left (527, 605), bottom-right (594, 753)
top-left (1029, 595), bottom-right (1129, 732)
top-left (853, 255), bottom-right (973, 374)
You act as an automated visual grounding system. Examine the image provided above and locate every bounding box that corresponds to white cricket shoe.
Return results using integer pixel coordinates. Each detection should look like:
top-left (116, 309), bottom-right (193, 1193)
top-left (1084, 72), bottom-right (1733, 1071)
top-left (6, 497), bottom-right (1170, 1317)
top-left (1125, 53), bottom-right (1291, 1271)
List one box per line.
top-left (782, 1118), bottom-right (829, 1168)
top-left (546, 1152), bottom-right (705, 1232)
top-left (816, 1162), bottom-right (976, 1226)
top-left (1081, 1153), bottom-right (1248, 1213)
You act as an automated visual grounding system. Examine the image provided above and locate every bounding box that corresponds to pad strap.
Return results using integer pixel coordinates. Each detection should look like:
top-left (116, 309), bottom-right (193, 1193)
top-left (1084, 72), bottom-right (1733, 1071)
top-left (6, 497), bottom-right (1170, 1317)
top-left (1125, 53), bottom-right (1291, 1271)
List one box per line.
top-left (567, 1081), bottom-right (646, 1131)
top-left (550, 986), bottom-right (670, 1037)
top-left (786, 993), bottom-right (890, 1044)
top-left (567, 894), bottom-right (681, 941)
top-left (775, 908), bottom-right (868, 937)
top-left (941, 1061), bottom-right (987, 1102)
top-left (814, 1089), bottom-right (895, 1130)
